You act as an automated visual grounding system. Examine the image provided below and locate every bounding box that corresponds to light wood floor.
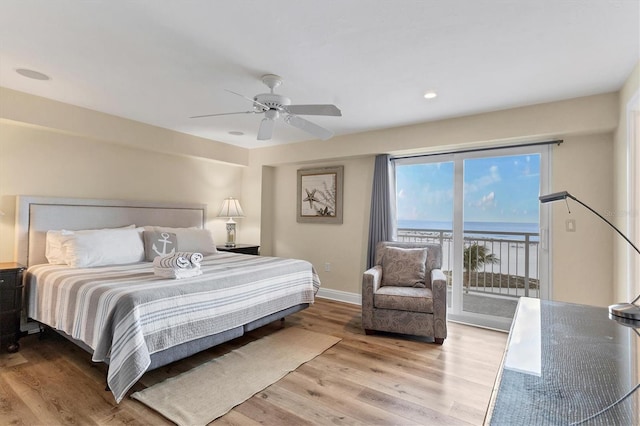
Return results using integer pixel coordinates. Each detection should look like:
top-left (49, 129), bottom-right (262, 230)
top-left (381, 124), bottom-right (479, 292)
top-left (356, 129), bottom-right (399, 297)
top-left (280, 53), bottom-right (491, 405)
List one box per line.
top-left (0, 298), bottom-right (507, 425)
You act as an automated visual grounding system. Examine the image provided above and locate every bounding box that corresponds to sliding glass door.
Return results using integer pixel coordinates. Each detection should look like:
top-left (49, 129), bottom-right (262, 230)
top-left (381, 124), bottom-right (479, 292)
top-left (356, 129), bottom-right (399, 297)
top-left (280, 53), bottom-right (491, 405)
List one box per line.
top-left (396, 145), bottom-right (550, 330)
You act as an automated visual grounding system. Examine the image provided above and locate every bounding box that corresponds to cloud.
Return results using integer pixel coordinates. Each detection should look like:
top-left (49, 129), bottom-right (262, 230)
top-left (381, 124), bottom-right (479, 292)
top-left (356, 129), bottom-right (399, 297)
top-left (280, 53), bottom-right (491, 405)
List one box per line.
top-left (466, 165), bottom-right (501, 193)
top-left (476, 191), bottom-right (496, 209)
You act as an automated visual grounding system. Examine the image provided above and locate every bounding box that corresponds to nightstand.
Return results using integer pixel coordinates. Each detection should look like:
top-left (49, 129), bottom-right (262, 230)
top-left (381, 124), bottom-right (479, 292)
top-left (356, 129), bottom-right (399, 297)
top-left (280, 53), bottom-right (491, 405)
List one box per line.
top-left (216, 244), bottom-right (260, 255)
top-left (0, 262), bottom-right (25, 353)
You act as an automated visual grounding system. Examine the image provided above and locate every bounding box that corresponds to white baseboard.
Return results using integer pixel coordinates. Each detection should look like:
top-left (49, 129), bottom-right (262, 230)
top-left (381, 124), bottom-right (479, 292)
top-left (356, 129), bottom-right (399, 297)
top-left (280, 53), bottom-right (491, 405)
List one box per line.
top-left (316, 288), bottom-right (361, 305)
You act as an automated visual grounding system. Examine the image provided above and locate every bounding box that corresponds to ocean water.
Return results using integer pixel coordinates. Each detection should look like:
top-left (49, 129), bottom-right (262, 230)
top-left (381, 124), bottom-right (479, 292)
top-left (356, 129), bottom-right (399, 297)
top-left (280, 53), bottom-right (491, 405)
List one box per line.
top-left (398, 220), bottom-right (539, 234)
top-left (398, 219), bottom-right (541, 280)
top-left (398, 220), bottom-right (540, 242)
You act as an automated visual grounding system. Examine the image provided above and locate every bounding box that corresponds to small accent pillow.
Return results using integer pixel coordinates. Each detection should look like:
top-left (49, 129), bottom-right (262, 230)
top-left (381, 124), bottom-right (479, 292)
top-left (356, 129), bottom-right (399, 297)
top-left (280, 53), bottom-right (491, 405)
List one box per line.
top-left (381, 246), bottom-right (428, 288)
top-left (143, 231), bottom-right (178, 261)
top-left (62, 227), bottom-right (145, 268)
top-left (145, 227), bottom-right (217, 255)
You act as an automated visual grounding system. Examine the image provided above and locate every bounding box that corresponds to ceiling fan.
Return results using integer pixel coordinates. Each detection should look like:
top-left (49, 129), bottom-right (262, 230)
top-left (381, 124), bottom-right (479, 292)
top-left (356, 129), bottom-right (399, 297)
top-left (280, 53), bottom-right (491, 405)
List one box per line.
top-left (190, 74), bottom-right (342, 141)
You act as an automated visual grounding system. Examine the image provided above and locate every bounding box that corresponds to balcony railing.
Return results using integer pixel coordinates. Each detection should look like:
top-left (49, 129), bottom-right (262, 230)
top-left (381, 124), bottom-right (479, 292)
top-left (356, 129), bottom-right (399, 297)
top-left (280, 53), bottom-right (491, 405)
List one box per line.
top-left (397, 228), bottom-right (540, 298)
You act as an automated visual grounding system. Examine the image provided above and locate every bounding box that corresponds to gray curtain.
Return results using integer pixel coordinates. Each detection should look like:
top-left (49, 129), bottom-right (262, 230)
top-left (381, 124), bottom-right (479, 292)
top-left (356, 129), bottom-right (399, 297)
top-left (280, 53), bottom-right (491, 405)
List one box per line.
top-left (367, 154), bottom-right (397, 269)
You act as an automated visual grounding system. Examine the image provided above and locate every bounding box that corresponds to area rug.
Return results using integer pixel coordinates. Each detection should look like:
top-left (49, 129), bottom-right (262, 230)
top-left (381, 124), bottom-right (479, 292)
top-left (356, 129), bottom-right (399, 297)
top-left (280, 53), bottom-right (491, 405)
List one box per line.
top-left (131, 327), bottom-right (341, 426)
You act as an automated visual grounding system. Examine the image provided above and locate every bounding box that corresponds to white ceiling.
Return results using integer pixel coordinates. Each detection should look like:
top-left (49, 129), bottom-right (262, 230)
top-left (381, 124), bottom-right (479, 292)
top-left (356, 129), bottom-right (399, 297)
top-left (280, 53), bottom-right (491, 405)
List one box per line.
top-left (1, 1), bottom-right (638, 149)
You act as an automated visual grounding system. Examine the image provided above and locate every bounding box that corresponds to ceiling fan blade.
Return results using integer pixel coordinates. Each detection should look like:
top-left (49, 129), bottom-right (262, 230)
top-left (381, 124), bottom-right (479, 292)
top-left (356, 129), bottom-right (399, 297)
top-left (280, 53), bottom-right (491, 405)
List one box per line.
top-left (285, 115), bottom-right (334, 140)
top-left (285, 104), bottom-right (342, 116)
top-left (257, 118), bottom-right (275, 140)
top-left (225, 89), bottom-right (270, 111)
top-left (189, 111), bottom-right (256, 119)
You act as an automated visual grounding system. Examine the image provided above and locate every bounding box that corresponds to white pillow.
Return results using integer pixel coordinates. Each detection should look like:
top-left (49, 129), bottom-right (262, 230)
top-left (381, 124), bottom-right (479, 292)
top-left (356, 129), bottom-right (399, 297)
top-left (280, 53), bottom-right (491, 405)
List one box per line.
top-left (45, 225), bottom-right (136, 265)
top-left (62, 227), bottom-right (144, 268)
top-left (45, 229), bottom-right (74, 264)
top-left (145, 226), bottom-right (217, 255)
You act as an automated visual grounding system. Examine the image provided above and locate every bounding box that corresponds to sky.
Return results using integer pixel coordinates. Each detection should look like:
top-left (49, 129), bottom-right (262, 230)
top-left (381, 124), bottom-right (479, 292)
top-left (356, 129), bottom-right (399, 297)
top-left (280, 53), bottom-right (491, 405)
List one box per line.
top-left (396, 153), bottom-right (541, 224)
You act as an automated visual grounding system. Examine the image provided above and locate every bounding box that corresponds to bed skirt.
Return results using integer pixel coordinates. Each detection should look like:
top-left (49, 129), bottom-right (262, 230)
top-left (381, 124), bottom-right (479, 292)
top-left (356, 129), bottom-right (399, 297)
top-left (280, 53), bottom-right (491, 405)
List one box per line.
top-left (42, 303), bottom-right (310, 373)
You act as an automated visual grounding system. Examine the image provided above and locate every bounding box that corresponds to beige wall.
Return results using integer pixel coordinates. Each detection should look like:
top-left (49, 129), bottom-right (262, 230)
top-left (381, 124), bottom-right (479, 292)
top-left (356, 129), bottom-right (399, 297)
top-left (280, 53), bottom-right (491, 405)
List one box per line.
top-left (267, 158), bottom-right (374, 294)
top-left (0, 121), bottom-right (245, 261)
top-left (613, 61), bottom-right (640, 303)
top-left (549, 133), bottom-right (614, 304)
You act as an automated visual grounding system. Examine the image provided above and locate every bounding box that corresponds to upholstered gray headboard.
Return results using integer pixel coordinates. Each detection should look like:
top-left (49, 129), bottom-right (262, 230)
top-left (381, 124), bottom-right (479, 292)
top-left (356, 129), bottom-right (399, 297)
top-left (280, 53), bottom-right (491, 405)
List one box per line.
top-left (15, 196), bottom-right (207, 267)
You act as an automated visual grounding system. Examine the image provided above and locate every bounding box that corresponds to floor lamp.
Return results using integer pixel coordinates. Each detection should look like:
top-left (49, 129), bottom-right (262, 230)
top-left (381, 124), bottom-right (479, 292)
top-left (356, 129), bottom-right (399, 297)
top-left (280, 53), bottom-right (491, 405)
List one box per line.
top-left (217, 197), bottom-right (245, 247)
top-left (539, 191), bottom-right (640, 323)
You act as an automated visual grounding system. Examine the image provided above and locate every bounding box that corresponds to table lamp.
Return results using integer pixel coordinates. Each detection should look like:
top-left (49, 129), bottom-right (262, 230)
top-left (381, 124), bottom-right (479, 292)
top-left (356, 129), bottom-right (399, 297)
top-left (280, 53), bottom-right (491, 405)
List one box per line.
top-left (217, 197), bottom-right (244, 247)
top-left (539, 191), bottom-right (640, 322)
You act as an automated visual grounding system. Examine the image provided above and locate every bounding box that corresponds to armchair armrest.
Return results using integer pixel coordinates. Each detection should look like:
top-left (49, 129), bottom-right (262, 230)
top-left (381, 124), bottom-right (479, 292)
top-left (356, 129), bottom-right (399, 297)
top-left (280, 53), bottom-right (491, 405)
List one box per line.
top-left (363, 265), bottom-right (382, 292)
top-left (361, 265), bottom-right (382, 329)
top-left (431, 268), bottom-right (446, 286)
top-left (430, 268), bottom-right (448, 340)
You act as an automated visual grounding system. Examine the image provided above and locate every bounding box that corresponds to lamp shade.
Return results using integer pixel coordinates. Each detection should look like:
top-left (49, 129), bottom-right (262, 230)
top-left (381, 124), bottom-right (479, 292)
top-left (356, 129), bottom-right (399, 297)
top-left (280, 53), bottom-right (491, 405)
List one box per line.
top-left (217, 197), bottom-right (245, 218)
top-left (538, 191), bottom-right (570, 203)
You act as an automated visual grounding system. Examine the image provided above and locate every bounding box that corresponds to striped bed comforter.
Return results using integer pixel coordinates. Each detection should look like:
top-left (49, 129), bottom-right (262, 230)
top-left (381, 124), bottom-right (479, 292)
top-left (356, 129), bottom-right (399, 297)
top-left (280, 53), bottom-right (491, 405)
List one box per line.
top-left (26, 252), bottom-right (320, 403)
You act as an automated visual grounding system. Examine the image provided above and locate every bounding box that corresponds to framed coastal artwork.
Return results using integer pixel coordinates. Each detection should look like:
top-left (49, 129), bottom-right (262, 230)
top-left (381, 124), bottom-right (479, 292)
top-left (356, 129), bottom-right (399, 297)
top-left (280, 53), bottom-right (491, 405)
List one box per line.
top-left (297, 166), bottom-right (343, 224)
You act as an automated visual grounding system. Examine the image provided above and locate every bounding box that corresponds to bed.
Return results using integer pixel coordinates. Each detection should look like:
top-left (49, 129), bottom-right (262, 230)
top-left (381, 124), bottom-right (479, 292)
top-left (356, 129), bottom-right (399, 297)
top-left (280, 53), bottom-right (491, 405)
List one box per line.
top-left (15, 196), bottom-right (320, 403)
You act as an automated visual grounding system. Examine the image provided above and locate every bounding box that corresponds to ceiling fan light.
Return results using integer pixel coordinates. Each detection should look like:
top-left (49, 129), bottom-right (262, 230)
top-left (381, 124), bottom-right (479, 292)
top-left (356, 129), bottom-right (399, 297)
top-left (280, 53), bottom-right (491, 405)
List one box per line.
top-left (265, 109), bottom-right (279, 120)
top-left (257, 117), bottom-right (275, 140)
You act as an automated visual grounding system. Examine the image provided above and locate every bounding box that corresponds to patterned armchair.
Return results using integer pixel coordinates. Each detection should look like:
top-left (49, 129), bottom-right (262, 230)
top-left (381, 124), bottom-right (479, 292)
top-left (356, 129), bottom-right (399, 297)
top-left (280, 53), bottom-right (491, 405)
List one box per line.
top-left (362, 241), bottom-right (447, 344)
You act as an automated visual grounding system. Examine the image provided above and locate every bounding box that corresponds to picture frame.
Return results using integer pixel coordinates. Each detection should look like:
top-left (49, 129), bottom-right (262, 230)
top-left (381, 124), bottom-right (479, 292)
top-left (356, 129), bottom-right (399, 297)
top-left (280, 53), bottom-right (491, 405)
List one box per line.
top-left (297, 166), bottom-right (343, 224)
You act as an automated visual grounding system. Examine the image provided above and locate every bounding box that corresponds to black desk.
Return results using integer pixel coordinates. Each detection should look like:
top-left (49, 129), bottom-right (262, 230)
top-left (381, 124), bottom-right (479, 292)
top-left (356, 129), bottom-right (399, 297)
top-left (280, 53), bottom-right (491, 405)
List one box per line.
top-left (486, 298), bottom-right (639, 425)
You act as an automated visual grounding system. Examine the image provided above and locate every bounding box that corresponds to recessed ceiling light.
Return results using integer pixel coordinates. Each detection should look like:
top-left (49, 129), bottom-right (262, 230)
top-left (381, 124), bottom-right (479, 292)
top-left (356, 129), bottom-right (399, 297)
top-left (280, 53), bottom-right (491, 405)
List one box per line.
top-left (228, 131), bottom-right (244, 136)
top-left (423, 90), bottom-right (438, 99)
top-left (16, 68), bottom-right (51, 81)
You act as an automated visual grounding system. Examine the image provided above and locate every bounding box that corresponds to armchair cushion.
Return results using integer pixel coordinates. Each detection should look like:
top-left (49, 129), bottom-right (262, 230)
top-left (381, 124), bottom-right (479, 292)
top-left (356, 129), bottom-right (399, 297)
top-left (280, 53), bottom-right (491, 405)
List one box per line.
top-left (381, 246), bottom-right (428, 288)
top-left (374, 286), bottom-right (434, 313)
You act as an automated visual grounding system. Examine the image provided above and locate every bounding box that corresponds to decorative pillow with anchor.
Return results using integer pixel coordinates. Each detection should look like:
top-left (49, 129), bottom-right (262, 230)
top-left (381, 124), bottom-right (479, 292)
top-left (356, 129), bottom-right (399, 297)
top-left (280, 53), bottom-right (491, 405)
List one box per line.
top-left (143, 231), bottom-right (177, 261)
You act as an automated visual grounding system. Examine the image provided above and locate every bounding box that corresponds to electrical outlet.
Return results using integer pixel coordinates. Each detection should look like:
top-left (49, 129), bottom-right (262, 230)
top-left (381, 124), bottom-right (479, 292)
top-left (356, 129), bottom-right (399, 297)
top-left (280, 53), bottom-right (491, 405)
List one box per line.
top-left (324, 262), bottom-right (331, 272)
top-left (566, 219), bottom-right (576, 232)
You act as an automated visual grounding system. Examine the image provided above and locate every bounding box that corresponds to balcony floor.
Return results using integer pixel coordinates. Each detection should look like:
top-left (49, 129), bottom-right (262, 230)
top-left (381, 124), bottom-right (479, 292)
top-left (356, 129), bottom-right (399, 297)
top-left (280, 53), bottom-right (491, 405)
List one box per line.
top-left (448, 290), bottom-right (519, 319)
